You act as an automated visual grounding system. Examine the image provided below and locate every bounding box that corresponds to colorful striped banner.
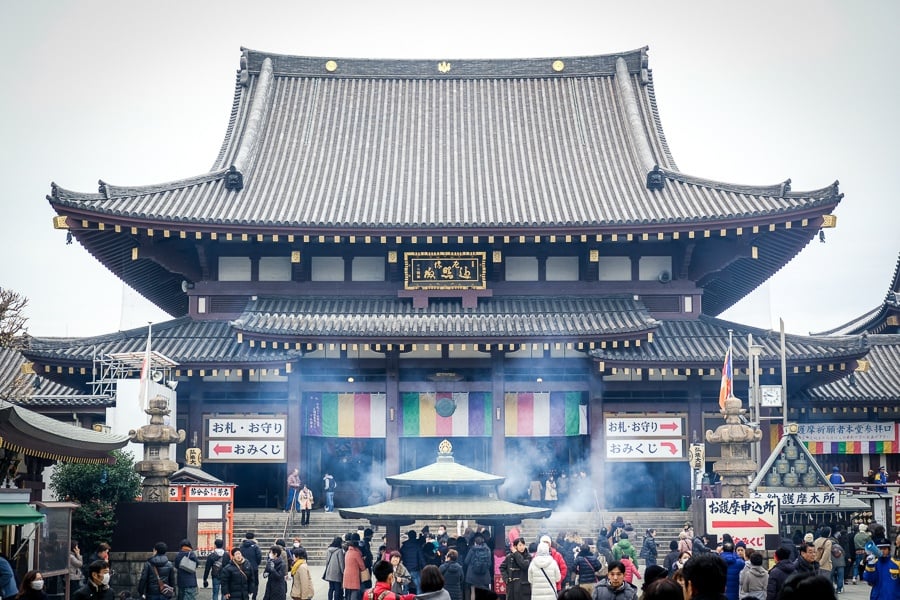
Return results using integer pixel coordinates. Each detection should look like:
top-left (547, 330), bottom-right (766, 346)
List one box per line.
top-left (399, 392), bottom-right (492, 437)
top-left (505, 391), bottom-right (587, 437)
top-left (805, 440), bottom-right (896, 455)
top-left (304, 392), bottom-right (386, 438)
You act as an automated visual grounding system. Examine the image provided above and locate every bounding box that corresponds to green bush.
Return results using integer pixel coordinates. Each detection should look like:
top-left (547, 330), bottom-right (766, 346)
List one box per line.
top-left (49, 450), bottom-right (141, 552)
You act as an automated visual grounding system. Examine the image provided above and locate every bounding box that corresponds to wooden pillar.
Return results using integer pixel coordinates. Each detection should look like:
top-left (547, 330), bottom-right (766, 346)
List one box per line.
top-left (491, 351), bottom-right (506, 477)
top-left (287, 368), bottom-right (301, 470)
top-left (385, 351), bottom-right (401, 481)
top-left (589, 366), bottom-right (605, 509)
top-left (188, 380), bottom-right (204, 447)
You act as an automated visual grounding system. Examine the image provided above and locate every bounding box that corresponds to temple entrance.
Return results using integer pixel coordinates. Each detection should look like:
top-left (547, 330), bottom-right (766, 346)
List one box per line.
top-left (504, 436), bottom-right (591, 509)
top-left (303, 437), bottom-right (386, 508)
top-left (202, 462), bottom-right (282, 509)
top-left (400, 437), bottom-right (490, 472)
top-left (603, 461), bottom-right (689, 509)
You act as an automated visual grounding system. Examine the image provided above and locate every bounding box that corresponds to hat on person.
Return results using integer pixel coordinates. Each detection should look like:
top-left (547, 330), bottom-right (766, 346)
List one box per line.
top-left (875, 538), bottom-right (891, 548)
top-left (859, 524), bottom-right (868, 532)
top-left (881, 465), bottom-right (887, 470)
top-left (832, 466), bottom-right (840, 472)
top-left (537, 542), bottom-right (550, 556)
top-left (540, 535), bottom-right (552, 546)
top-left (642, 566), bottom-right (668, 590)
top-left (180, 539), bottom-right (193, 549)
top-left (803, 533), bottom-right (814, 543)
top-left (735, 540), bottom-right (746, 548)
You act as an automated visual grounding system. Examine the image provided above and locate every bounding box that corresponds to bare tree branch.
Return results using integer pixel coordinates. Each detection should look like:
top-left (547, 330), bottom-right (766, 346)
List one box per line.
top-left (0, 288), bottom-right (29, 349)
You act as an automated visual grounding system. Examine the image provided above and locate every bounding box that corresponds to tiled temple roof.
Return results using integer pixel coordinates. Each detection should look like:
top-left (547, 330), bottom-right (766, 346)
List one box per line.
top-left (0, 347), bottom-right (111, 408)
top-left (50, 48), bottom-right (839, 232)
top-left (799, 335), bottom-right (900, 403)
top-left (24, 318), bottom-right (299, 368)
top-left (232, 295), bottom-right (658, 342)
top-left (590, 315), bottom-right (868, 370)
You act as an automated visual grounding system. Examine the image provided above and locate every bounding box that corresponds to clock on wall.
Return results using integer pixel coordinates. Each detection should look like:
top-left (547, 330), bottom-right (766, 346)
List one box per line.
top-left (760, 385), bottom-right (783, 408)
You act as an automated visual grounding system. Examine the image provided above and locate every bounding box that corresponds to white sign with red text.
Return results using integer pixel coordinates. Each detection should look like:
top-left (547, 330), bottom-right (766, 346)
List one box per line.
top-left (206, 439), bottom-right (285, 462)
top-left (706, 498), bottom-right (780, 548)
top-left (606, 417), bottom-right (684, 437)
top-left (605, 439), bottom-right (684, 460)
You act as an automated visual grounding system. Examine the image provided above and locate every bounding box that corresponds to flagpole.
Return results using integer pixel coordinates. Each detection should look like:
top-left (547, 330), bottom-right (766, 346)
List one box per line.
top-left (141, 322), bottom-right (152, 410)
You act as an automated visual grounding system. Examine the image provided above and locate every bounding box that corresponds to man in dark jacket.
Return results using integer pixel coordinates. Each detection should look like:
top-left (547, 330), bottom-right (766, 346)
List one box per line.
top-left (238, 533), bottom-right (262, 599)
top-left (72, 560), bottom-right (114, 600)
top-left (766, 547), bottom-right (796, 600)
top-left (203, 539), bottom-right (231, 600)
top-left (138, 542), bottom-right (176, 600)
top-left (400, 531), bottom-right (426, 593)
top-left (792, 542), bottom-right (819, 576)
top-left (500, 539), bottom-right (531, 600)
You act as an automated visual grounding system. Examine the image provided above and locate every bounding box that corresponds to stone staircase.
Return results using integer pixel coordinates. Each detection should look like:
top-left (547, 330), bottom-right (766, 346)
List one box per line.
top-left (234, 508), bottom-right (691, 562)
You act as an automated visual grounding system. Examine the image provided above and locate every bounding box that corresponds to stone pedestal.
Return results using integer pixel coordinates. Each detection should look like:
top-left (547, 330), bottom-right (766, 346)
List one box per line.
top-left (705, 396), bottom-right (762, 499)
top-left (129, 395), bottom-right (186, 502)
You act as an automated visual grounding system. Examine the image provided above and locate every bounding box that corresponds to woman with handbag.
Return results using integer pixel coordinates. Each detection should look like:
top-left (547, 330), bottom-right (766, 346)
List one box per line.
top-left (527, 543), bottom-right (560, 600)
top-left (176, 539), bottom-right (200, 600)
top-left (573, 545), bottom-right (602, 592)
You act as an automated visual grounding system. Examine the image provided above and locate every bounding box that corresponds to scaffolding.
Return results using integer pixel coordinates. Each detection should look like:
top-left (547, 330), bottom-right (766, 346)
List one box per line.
top-left (90, 349), bottom-right (179, 402)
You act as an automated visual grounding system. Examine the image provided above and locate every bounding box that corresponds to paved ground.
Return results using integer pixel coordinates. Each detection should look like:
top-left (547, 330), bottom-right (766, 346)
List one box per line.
top-left (189, 564), bottom-right (873, 600)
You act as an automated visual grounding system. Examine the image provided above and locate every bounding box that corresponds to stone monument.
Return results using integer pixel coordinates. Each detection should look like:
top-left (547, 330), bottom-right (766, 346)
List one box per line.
top-left (705, 396), bottom-right (762, 498)
top-left (129, 395), bottom-right (186, 502)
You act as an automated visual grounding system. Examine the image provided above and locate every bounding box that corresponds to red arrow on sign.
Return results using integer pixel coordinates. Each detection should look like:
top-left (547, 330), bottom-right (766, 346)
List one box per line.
top-left (213, 443), bottom-right (233, 455)
top-left (660, 442), bottom-right (679, 454)
top-left (711, 518), bottom-right (773, 529)
top-left (659, 422), bottom-right (679, 431)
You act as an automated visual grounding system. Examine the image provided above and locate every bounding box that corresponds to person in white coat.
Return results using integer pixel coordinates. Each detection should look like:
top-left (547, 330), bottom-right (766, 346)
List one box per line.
top-left (529, 543), bottom-right (561, 600)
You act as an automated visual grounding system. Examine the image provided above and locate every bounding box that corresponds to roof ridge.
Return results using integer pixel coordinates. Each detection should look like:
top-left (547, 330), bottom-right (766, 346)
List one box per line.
top-left (660, 169), bottom-right (842, 199)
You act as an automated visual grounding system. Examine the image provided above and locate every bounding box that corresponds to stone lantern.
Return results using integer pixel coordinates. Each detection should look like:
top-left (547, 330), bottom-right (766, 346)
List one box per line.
top-left (129, 395), bottom-right (186, 502)
top-left (705, 396), bottom-right (762, 498)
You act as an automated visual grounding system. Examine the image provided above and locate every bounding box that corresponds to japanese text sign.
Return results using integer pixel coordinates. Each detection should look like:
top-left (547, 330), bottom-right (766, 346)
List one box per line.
top-left (606, 417), bottom-right (683, 437)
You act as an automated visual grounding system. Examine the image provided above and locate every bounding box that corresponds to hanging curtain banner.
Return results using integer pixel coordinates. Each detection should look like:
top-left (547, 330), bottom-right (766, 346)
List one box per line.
top-left (504, 391), bottom-right (587, 437)
top-left (304, 392), bottom-right (386, 438)
top-left (399, 391), bottom-right (492, 437)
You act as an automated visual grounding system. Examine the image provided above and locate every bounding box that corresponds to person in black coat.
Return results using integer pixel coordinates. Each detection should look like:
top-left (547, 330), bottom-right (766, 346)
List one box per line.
top-left (16, 570), bottom-right (49, 600)
top-left (500, 539), bottom-right (532, 600)
top-left (261, 546), bottom-right (287, 600)
top-left (766, 547), bottom-right (797, 600)
top-left (175, 539), bottom-right (199, 600)
top-left (439, 549), bottom-right (465, 600)
top-left (72, 560), bottom-right (115, 600)
top-left (220, 548), bottom-right (255, 600)
top-left (139, 543), bottom-right (176, 600)
top-left (238, 534), bottom-right (262, 600)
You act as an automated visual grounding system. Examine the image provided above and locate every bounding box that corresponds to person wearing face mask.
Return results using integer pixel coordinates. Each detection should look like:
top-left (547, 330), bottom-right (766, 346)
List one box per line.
top-left (16, 570), bottom-right (48, 600)
top-left (262, 546), bottom-right (287, 600)
top-left (72, 560), bottom-right (114, 600)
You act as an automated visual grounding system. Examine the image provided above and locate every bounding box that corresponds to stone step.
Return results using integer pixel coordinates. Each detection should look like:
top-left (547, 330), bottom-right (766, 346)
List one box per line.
top-left (233, 508), bottom-right (692, 562)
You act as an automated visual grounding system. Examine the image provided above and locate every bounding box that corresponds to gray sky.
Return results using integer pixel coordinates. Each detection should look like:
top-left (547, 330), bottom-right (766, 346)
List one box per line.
top-left (2, 0), bottom-right (898, 338)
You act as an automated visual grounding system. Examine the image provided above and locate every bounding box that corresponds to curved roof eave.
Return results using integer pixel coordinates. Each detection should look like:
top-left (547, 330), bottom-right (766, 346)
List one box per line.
top-left (338, 496), bottom-right (552, 524)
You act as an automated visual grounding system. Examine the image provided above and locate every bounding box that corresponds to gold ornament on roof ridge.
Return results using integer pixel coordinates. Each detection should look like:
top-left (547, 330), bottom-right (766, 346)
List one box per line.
top-left (552, 60), bottom-right (565, 72)
top-left (325, 60), bottom-right (338, 73)
top-left (438, 61), bottom-right (451, 73)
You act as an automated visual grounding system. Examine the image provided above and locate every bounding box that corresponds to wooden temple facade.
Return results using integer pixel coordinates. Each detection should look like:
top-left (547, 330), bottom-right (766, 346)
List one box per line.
top-left (18, 47), bottom-right (892, 509)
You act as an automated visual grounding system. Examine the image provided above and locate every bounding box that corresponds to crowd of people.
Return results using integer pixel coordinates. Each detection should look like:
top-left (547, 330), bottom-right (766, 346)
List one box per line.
top-left (26, 514), bottom-right (900, 600)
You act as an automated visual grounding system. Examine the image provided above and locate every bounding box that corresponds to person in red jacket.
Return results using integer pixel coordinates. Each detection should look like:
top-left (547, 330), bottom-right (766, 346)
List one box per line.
top-left (539, 536), bottom-right (567, 590)
top-left (365, 561), bottom-right (417, 600)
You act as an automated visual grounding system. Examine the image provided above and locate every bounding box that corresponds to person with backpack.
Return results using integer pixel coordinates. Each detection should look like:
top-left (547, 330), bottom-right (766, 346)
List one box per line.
top-left (828, 530), bottom-right (846, 594)
top-left (365, 560), bottom-right (416, 600)
top-left (639, 529), bottom-right (658, 567)
top-left (203, 539), bottom-right (231, 600)
top-left (812, 527), bottom-right (834, 582)
top-left (463, 535), bottom-right (492, 600)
